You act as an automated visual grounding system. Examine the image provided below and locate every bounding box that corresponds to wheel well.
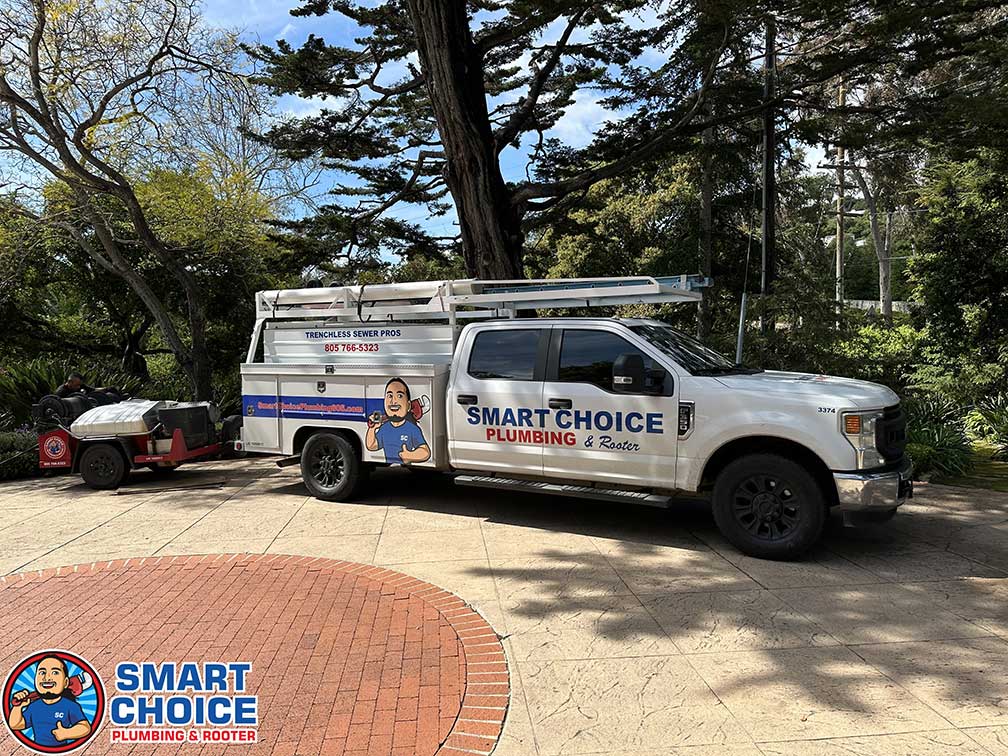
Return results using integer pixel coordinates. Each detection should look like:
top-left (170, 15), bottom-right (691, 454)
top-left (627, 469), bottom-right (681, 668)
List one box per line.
top-left (292, 426), bottom-right (363, 460)
top-left (699, 436), bottom-right (838, 506)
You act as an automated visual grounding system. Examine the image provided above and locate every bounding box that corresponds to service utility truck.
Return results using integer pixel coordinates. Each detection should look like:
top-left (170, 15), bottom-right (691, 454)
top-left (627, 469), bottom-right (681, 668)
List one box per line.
top-left (238, 276), bottom-right (911, 560)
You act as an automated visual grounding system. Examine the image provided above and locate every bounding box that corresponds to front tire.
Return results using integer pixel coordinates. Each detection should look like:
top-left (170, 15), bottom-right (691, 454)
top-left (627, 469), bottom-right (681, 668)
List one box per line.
top-left (79, 444), bottom-right (129, 490)
top-left (300, 432), bottom-right (366, 501)
top-left (712, 453), bottom-right (826, 560)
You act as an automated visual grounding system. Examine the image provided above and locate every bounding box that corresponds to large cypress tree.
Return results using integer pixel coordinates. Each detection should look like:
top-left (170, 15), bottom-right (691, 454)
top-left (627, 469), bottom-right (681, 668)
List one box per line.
top-left (253, 1), bottom-right (1008, 279)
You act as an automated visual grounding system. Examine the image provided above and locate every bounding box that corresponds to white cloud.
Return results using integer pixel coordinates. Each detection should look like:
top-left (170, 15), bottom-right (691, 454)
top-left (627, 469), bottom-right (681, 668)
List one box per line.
top-left (548, 91), bottom-right (613, 148)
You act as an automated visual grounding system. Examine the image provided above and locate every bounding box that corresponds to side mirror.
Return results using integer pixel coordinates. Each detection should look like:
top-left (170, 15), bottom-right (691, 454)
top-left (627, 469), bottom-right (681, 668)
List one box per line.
top-left (613, 353), bottom-right (646, 393)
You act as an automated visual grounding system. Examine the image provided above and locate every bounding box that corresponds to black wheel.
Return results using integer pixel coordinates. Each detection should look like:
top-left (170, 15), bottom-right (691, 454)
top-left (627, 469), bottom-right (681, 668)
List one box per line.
top-left (300, 432), bottom-right (366, 501)
top-left (79, 444), bottom-right (129, 490)
top-left (712, 453), bottom-right (826, 560)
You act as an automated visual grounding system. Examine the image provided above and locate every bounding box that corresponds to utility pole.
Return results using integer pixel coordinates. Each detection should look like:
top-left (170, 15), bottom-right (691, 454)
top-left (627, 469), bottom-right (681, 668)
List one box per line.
top-left (760, 14), bottom-right (777, 313)
top-left (835, 81), bottom-right (846, 318)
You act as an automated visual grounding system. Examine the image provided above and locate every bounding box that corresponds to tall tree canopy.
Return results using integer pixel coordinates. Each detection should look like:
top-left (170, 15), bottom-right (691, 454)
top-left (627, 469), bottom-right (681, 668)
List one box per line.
top-left (0, 0), bottom-right (312, 398)
top-left (254, 0), bottom-right (1008, 279)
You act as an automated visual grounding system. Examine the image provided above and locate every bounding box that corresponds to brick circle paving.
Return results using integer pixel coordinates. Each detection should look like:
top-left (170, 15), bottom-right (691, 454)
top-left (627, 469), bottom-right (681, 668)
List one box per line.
top-left (0, 554), bottom-right (509, 756)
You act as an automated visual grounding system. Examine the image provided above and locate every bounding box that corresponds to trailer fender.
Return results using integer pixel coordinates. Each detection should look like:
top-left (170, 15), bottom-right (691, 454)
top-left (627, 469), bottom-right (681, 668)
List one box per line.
top-left (72, 436), bottom-right (139, 472)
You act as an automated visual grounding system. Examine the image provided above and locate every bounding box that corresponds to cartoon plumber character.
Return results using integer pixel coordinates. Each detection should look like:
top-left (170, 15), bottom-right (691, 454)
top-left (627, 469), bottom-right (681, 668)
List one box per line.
top-left (7, 656), bottom-right (92, 748)
top-left (366, 377), bottom-right (431, 465)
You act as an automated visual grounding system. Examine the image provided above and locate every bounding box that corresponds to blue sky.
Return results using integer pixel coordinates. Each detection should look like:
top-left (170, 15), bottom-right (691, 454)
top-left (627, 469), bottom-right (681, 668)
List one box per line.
top-left (203, 0), bottom-right (615, 236)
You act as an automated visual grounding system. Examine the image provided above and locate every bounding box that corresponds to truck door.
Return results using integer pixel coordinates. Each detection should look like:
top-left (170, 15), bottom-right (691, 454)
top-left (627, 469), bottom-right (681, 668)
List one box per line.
top-left (447, 326), bottom-right (549, 475)
top-left (541, 326), bottom-right (678, 488)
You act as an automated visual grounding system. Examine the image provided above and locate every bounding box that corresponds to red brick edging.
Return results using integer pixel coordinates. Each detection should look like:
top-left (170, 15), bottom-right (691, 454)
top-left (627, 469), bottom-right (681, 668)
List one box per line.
top-left (0, 554), bottom-right (509, 756)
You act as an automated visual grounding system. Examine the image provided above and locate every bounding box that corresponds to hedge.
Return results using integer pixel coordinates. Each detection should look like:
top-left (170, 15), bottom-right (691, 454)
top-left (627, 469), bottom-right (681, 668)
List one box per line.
top-left (0, 431), bottom-right (39, 481)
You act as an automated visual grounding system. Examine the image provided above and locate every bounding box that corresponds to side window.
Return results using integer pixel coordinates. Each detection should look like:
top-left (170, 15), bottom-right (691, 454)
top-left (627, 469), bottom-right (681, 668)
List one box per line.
top-left (468, 329), bottom-right (541, 380)
top-left (558, 330), bottom-right (654, 392)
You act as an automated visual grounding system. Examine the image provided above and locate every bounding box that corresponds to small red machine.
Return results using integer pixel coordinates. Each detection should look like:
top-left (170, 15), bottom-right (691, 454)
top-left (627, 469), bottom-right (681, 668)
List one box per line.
top-left (33, 397), bottom-right (241, 490)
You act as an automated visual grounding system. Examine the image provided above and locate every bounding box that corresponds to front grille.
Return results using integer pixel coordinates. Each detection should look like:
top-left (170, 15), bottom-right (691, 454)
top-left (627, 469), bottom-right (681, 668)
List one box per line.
top-left (876, 403), bottom-right (907, 463)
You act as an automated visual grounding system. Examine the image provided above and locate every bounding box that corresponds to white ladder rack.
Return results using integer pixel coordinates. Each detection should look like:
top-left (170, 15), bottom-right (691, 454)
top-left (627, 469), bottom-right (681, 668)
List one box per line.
top-left (255, 275), bottom-right (711, 323)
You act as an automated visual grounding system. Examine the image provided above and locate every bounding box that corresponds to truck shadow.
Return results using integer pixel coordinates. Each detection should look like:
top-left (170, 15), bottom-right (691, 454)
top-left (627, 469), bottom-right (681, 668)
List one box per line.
top-left (365, 469), bottom-right (1008, 717)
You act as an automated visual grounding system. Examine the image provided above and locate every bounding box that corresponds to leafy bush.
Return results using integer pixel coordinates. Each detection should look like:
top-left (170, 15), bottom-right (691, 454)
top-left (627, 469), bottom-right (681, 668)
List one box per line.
top-left (904, 395), bottom-right (974, 477)
top-left (836, 322), bottom-right (922, 392)
top-left (0, 431), bottom-right (39, 480)
top-left (971, 395), bottom-right (1008, 460)
top-left (0, 359), bottom-right (145, 431)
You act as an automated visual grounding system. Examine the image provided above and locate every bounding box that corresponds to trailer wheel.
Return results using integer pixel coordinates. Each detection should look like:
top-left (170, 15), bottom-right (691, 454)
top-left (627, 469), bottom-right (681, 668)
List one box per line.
top-left (300, 432), bottom-right (365, 502)
top-left (79, 443), bottom-right (129, 490)
top-left (712, 453), bottom-right (826, 560)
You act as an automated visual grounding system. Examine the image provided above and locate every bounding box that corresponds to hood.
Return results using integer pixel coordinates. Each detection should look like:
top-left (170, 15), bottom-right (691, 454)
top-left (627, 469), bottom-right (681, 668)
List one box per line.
top-left (712, 371), bottom-right (899, 409)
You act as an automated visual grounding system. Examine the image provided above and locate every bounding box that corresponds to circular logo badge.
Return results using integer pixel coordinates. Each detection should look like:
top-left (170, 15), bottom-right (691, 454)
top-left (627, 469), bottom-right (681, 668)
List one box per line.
top-left (43, 437), bottom-right (67, 460)
top-left (3, 651), bottom-right (105, 754)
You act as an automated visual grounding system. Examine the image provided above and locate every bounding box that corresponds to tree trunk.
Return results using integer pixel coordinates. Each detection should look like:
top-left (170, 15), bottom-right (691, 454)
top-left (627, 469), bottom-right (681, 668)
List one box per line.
top-left (880, 211), bottom-right (893, 324)
top-left (851, 166), bottom-right (893, 327)
top-left (119, 194), bottom-right (214, 399)
top-left (406, 0), bottom-right (524, 279)
top-left (75, 199), bottom-right (206, 396)
top-left (698, 127), bottom-right (714, 340)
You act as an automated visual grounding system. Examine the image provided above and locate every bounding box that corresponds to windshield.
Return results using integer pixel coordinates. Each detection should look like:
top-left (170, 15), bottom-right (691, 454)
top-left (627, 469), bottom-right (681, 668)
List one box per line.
top-left (630, 323), bottom-right (748, 375)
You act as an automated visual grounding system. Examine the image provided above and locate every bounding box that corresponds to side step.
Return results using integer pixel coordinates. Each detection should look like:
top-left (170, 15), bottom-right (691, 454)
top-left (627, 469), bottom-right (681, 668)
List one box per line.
top-left (454, 475), bottom-right (671, 508)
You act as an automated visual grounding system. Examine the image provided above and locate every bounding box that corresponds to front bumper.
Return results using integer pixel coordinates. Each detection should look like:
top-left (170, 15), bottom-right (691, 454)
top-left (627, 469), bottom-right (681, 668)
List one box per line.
top-left (833, 458), bottom-right (914, 512)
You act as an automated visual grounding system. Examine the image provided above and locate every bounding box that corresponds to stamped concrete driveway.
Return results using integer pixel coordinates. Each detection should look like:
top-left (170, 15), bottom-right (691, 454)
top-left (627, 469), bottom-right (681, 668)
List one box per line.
top-left (2, 459), bottom-right (1008, 755)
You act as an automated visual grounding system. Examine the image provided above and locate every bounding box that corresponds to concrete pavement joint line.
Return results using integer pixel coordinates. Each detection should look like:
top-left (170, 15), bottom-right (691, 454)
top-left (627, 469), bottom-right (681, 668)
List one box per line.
top-left (745, 725), bottom-right (1000, 746)
top-left (587, 530), bottom-right (775, 747)
top-left (477, 514), bottom-right (542, 755)
top-left (264, 495), bottom-right (310, 553)
top-left (151, 476), bottom-right (265, 554)
top-left (6, 489), bottom-right (164, 574)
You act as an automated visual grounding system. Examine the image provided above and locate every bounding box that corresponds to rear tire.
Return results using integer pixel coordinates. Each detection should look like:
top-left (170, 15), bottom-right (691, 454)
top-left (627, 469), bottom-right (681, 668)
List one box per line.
top-left (712, 453), bottom-right (826, 560)
top-left (79, 444), bottom-right (129, 490)
top-left (300, 432), bottom-right (366, 501)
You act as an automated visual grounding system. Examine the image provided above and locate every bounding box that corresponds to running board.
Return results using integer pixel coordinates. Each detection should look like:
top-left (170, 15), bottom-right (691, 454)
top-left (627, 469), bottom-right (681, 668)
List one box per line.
top-left (453, 475), bottom-right (672, 508)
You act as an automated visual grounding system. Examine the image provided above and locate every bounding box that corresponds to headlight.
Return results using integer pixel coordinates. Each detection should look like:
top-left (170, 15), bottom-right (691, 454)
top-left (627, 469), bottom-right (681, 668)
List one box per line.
top-left (841, 410), bottom-right (885, 469)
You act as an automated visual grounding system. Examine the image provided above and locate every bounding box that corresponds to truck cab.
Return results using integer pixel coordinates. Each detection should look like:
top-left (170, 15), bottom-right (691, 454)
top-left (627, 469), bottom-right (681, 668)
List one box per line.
top-left (239, 277), bottom-right (911, 560)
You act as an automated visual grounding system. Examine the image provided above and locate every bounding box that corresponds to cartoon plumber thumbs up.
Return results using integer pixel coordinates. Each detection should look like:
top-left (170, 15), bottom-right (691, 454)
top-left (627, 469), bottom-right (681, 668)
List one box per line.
top-left (52, 720), bottom-right (75, 742)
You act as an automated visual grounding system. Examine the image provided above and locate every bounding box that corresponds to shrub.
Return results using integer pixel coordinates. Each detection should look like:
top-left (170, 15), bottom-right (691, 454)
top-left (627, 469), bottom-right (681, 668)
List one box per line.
top-left (0, 431), bottom-right (39, 480)
top-left (836, 322), bottom-right (922, 392)
top-left (0, 359), bottom-right (145, 431)
top-left (904, 395), bottom-right (974, 477)
top-left (971, 395), bottom-right (1008, 460)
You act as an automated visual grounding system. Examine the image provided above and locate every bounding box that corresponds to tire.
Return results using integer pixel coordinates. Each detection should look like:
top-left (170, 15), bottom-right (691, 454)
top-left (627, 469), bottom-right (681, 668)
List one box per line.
top-left (300, 432), bottom-right (366, 502)
top-left (79, 443), bottom-right (129, 490)
top-left (712, 453), bottom-right (827, 560)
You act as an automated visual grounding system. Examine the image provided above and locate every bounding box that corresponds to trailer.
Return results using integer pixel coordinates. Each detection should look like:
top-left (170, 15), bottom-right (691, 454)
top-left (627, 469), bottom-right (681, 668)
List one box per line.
top-left (34, 398), bottom-right (241, 489)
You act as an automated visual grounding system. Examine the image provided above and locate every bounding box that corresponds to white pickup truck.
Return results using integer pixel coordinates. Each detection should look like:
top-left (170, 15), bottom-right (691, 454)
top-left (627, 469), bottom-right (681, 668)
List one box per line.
top-left (238, 276), bottom-right (911, 560)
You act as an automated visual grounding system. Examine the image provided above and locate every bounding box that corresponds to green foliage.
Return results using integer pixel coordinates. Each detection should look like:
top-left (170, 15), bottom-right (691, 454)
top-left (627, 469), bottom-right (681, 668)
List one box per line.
top-left (835, 322), bottom-right (922, 393)
top-left (908, 150), bottom-right (1008, 403)
top-left (0, 431), bottom-right (37, 481)
top-left (971, 395), bottom-right (1008, 460)
top-left (904, 395), bottom-right (974, 477)
top-left (0, 359), bottom-right (145, 432)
